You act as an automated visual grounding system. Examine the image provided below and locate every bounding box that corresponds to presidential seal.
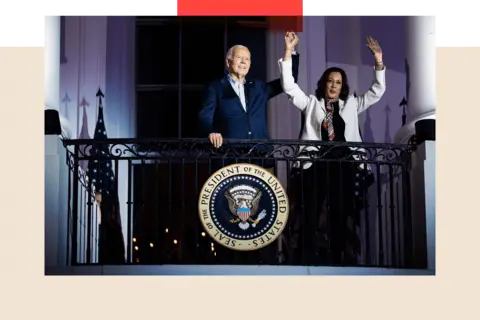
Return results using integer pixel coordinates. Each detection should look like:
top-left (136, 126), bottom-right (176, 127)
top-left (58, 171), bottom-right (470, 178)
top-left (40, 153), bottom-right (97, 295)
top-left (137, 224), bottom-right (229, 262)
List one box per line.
top-left (198, 163), bottom-right (289, 251)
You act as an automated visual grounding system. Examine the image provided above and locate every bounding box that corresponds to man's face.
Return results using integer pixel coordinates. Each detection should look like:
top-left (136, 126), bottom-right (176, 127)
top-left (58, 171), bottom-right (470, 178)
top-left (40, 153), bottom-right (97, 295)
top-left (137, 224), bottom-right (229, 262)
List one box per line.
top-left (226, 47), bottom-right (251, 79)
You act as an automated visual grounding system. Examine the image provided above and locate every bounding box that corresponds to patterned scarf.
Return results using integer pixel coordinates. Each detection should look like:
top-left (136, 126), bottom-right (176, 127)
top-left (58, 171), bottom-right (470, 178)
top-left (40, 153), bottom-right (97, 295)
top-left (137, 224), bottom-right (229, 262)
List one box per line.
top-left (323, 97), bottom-right (339, 141)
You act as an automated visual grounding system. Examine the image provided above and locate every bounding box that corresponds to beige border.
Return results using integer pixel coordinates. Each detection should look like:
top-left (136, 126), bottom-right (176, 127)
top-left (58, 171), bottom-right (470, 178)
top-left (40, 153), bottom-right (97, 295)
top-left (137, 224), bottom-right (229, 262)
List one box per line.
top-left (1, 47), bottom-right (45, 311)
top-left (1, 45), bottom-right (475, 317)
top-left (437, 48), bottom-right (479, 282)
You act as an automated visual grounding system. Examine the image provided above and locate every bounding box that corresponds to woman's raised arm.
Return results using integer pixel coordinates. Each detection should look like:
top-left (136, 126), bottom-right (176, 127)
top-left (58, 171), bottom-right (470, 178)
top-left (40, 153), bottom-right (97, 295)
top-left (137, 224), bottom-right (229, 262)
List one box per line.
top-left (280, 32), bottom-right (310, 111)
top-left (356, 36), bottom-right (386, 114)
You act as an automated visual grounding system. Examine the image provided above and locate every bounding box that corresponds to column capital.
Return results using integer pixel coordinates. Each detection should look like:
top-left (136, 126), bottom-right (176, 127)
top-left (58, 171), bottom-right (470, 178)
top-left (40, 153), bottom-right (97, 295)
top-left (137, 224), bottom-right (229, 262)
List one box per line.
top-left (394, 112), bottom-right (435, 144)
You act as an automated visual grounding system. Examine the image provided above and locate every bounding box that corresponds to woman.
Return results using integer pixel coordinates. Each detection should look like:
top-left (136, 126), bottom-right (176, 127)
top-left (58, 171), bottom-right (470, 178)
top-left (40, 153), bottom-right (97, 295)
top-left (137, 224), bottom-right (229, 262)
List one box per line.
top-left (280, 32), bottom-right (386, 265)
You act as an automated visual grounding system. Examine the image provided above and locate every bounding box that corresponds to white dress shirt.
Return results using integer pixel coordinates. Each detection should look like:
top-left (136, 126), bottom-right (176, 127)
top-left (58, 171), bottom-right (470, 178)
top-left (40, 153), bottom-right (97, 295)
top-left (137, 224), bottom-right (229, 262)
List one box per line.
top-left (227, 75), bottom-right (247, 112)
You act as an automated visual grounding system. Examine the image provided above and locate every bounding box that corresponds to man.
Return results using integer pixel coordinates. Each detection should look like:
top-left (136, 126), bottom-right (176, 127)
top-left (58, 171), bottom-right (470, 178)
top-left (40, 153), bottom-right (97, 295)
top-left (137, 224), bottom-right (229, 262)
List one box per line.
top-left (197, 35), bottom-right (300, 265)
top-left (198, 39), bottom-right (300, 150)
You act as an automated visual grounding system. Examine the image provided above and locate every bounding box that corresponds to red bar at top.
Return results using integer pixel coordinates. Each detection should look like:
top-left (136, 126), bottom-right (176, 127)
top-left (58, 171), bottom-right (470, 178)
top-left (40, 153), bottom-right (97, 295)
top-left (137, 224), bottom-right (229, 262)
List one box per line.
top-left (177, 0), bottom-right (303, 16)
top-left (267, 16), bottom-right (303, 32)
top-left (303, 0), bottom-right (480, 9)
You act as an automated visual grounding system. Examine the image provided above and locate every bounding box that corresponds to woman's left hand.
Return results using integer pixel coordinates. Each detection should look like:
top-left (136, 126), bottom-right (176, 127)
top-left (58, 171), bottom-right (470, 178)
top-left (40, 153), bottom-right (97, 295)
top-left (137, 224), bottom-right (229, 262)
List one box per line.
top-left (366, 36), bottom-right (383, 63)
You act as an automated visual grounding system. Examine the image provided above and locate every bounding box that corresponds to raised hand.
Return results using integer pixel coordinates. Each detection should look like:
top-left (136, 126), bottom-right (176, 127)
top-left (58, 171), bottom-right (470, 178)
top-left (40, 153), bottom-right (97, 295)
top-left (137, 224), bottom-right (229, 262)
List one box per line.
top-left (366, 36), bottom-right (383, 63)
top-left (285, 31), bottom-right (299, 51)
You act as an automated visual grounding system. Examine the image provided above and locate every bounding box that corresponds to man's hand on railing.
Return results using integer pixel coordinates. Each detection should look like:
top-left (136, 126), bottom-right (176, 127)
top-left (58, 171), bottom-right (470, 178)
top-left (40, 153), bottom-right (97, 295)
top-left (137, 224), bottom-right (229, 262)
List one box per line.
top-left (209, 133), bottom-right (223, 148)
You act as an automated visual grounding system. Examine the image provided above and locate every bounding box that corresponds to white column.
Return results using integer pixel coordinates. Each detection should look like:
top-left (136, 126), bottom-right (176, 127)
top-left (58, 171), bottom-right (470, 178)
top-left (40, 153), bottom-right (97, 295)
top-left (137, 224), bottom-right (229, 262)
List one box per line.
top-left (394, 16), bottom-right (436, 272)
top-left (45, 16), bottom-right (70, 268)
top-left (45, 16), bottom-right (60, 110)
top-left (394, 16), bottom-right (436, 144)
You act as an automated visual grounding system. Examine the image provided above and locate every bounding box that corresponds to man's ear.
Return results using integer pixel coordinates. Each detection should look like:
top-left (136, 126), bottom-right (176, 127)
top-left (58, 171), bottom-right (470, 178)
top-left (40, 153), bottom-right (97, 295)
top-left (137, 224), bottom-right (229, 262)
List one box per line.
top-left (225, 59), bottom-right (230, 68)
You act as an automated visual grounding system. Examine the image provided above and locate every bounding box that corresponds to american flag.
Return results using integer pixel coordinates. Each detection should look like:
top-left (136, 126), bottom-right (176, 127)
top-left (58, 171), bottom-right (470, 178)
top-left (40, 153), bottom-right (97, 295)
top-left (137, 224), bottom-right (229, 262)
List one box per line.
top-left (87, 101), bottom-right (115, 198)
top-left (87, 91), bottom-right (125, 264)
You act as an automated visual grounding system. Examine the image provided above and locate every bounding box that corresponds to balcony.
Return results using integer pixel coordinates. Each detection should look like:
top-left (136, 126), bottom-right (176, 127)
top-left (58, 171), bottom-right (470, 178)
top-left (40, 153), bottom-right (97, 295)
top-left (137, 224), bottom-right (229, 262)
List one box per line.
top-left (44, 137), bottom-right (434, 275)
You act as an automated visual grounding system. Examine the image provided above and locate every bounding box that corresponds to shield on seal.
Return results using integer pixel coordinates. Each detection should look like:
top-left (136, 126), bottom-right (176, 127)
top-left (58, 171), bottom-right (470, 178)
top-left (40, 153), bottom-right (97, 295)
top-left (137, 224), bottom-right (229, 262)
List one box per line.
top-left (237, 207), bottom-right (251, 222)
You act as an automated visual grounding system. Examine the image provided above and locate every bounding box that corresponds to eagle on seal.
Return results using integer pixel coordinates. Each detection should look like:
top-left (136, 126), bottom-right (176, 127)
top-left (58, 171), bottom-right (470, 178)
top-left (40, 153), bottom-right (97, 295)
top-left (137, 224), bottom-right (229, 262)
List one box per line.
top-left (224, 185), bottom-right (263, 230)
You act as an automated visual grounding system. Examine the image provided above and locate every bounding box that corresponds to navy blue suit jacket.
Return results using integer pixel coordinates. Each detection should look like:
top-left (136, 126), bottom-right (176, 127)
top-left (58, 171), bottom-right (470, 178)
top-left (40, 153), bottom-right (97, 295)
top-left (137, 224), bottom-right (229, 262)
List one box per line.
top-left (198, 54), bottom-right (300, 139)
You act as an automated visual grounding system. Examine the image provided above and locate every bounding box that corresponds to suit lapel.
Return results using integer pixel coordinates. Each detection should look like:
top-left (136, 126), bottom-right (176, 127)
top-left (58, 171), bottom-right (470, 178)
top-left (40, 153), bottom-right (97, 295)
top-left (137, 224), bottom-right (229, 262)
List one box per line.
top-left (319, 98), bottom-right (326, 112)
top-left (316, 98), bottom-right (326, 121)
top-left (221, 77), bottom-right (247, 113)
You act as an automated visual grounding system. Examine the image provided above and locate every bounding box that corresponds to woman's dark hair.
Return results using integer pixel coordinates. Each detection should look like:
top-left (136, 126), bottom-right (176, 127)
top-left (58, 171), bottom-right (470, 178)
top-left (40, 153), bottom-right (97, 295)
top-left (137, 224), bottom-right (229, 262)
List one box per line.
top-left (315, 67), bottom-right (350, 101)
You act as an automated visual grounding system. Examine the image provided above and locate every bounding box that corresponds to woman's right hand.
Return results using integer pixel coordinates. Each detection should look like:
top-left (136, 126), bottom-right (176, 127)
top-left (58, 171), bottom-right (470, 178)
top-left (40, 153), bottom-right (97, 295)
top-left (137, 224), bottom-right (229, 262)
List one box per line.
top-left (284, 31), bottom-right (298, 51)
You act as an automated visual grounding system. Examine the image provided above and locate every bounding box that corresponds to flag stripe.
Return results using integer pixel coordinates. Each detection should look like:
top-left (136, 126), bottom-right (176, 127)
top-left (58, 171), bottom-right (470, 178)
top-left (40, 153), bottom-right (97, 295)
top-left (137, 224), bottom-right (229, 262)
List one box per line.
top-left (177, 0), bottom-right (303, 16)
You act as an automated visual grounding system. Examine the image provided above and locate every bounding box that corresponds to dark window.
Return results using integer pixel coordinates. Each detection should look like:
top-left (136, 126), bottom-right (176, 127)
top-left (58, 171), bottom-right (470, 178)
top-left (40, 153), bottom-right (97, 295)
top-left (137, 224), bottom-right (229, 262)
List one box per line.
top-left (180, 88), bottom-right (204, 138)
top-left (182, 16), bottom-right (226, 25)
top-left (181, 22), bottom-right (225, 85)
top-left (136, 24), bottom-right (179, 85)
top-left (227, 16), bottom-right (267, 23)
top-left (136, 90), bottom-right (179, 139)
top-left (135, 16), bottom-right (267, 139)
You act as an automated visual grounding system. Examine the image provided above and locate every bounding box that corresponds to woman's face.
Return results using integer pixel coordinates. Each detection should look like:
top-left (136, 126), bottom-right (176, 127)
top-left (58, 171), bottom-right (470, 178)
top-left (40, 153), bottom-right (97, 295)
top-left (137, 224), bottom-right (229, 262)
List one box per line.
top-left (324, 71), bottom-right (343, 99)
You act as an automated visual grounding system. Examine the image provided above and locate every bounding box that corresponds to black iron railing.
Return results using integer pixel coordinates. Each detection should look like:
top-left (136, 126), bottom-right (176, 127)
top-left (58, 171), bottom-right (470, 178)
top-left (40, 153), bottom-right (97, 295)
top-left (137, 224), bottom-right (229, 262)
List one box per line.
top-left (63, 138), bottom-right (420, 268)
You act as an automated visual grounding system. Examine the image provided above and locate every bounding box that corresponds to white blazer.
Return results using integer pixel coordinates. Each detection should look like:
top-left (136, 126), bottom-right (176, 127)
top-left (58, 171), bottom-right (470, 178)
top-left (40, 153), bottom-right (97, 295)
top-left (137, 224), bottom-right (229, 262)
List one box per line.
top-left (278, 58), bottom-right (386, 169)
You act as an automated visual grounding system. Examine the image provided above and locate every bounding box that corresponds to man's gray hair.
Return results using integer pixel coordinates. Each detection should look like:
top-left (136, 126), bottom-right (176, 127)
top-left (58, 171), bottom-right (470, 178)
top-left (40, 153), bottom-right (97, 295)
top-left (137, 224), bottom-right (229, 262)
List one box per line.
top-left (225, 44), bottom-right (250, 64)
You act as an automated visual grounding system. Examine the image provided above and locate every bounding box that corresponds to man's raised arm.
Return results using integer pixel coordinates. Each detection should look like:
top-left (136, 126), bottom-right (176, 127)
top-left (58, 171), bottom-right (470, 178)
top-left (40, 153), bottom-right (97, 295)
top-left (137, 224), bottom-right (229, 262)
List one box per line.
top-left (265, 52), bottom-right (300, 100)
